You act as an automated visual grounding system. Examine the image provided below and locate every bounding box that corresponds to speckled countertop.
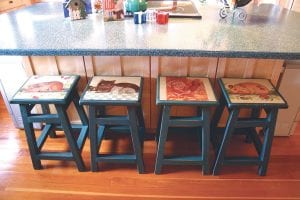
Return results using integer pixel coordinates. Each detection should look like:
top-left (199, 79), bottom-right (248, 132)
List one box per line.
top-left (0, 2), bottom-right (299, 59)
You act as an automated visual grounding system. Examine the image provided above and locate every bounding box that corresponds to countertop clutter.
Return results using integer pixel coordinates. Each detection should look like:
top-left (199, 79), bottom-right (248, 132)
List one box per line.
top-left (0, 2), bottom-right (299, 58)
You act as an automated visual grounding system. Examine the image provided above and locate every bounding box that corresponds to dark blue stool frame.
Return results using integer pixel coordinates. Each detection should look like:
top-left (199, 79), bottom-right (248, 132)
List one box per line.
top-left (211, 78), bottom-right (288, 176)
top-left (155, 77), bottom-right (218, 175)
top-left (80, 77), bottom-right (145, 174)
top-left (10, 75), bottom-right (89, 172)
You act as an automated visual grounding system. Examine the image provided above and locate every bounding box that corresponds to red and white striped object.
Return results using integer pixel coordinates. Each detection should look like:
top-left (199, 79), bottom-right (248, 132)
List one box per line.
top-left (103, 0), bottom-right (115, 10)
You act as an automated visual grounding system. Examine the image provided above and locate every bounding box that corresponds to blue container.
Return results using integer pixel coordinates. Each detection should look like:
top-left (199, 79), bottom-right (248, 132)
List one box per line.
top-left (85, 0), bottom-right (92, 14)
top-left (63, 2), bottom-right (69, 17)
top-left (134, 12), bottom-right (146, 24)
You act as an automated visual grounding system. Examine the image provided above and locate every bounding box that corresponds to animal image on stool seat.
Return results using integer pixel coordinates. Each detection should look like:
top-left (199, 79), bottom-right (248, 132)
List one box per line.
top-left (83, 76), bottom-right (141, 101)
top-left (89, 79), bottom-right (139, 94)
top-left (222, 78), bottom-right (286, 104)
top-left (12, 75), bottom-right (76, 100)
top-left (22, 81), bottom-right (64, 92)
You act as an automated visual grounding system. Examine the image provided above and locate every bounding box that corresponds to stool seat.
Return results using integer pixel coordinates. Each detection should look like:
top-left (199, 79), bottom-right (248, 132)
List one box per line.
top-left (80, 76), bottom-right (142, 105)
top-left (11, 75), bottom-right (78, 104)
top-left (211, 78), bottom-right (288, 176)
top-left (80, 76), bottom-right (145, 173)
top-left (155, 76), bottom-right (218, 175)
top-left (220, 78), bottom-right (287, 108)
top-left (157, 76), bottom-right (217, 105)
top-left (10, 75), bottom-right (89, 171)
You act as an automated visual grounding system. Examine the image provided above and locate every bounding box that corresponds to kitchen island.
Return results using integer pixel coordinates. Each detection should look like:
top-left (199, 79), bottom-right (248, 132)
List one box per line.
top-left (0, 2), bottom-right (300, 58)
top-left (0, 2), bottom-right (299, 134)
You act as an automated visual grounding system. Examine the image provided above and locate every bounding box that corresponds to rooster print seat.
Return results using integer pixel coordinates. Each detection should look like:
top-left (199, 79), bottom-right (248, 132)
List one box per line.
top-left (158, 76), bottom-right (217, 104)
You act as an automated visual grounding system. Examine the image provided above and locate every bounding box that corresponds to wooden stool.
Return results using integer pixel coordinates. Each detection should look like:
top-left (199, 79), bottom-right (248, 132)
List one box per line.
top-left (211, 78), bottom-right (288, 176)
top-left (155, 76), bottom-right (218, 175)
top-left (80, 76), bottom-right (145, 173)
top-left (10, 75), bottom-right (88, 171)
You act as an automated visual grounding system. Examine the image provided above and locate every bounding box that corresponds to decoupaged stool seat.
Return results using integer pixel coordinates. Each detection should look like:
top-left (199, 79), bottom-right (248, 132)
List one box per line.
top-left (211, 78), bottom-right (288, 176)
top-left (10, 75), bottom-right (88, 171)
top-left (155, 76), bottom-right (218, 175)
top-left (80, 76), bottom-right (145, 173)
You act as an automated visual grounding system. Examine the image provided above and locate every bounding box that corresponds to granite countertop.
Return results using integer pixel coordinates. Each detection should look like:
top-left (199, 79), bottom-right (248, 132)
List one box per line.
top-left (0, 2), bottom-right (299, 59)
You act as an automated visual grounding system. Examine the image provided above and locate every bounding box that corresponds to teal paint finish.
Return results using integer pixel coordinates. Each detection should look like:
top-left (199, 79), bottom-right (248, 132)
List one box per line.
top-left (211, 78), bottom-right (287, 176)
top-left (154, 77), bottom-right (218, 175)
top-left (11, 76), bottom-right (88, 171)
top-left (81, 77), bottom-right (145, 173)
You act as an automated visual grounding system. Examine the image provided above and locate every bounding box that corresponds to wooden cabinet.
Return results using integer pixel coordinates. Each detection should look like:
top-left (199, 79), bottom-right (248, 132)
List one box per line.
top-left (0, 0), bottom-right (25, 12)
top-left (24, 56), bottom-right (88, 90)
top-left (21, 56), bottom-right (285, 134)
top-left (216, 58), bottom-right (283, 84)
top-left (276, 61), bottom-right (300, 136)
top-left (0, 56), bottom-right (29, 128)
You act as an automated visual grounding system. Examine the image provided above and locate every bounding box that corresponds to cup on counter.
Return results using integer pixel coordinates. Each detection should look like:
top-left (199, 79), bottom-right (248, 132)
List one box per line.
top-left (134, 12), bottom-right (147, 24)
top-left (156, 11), bottom-right (169, 25)
top-left (145, 9), bottom-right (157, 22)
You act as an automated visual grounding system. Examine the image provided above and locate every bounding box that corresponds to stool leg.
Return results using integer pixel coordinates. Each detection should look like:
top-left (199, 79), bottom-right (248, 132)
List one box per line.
top-left (213, 108), bottom-right (239, 175)
top-left (201, 107), bottom-right (210, 175)
top-left (260, 108), bottom-right (272, 137)
top-left (73, 91), bottom-right (89, 125)
top-left (137, 105), bottom-right (145, 148)
top-left (155, 106), bottom-right (163, 143)
top-left (258, 108), bottom-right (278, 176)
top-left (41, 104), bottom-right (56, 138)
top-left (96, 106), bottom-right (108, 140)
top-left (197, 107), bottom-right (203, 145)
top-left (245, 108), bottom-right (261, 144)
top-left (210, 96), bottom-right (226, 150)
top-left (20, 104), bottom-right (42, 170)
top-left (247, 108), bottom-right (263, 154)
top-left (154, 105), bottom-right (171, 174)
top-left (128, 106), bottom-right (145, 174)
top-left (55, 105), bottom-right (86, 172)
top-left (210, 95), bottom-right (226, 130)
top-left (89, 106), bottom-right (98, 172)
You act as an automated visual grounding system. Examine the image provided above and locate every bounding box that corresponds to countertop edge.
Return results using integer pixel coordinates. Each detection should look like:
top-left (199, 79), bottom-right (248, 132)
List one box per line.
top-left (0, 49), bottom-right (299, 59)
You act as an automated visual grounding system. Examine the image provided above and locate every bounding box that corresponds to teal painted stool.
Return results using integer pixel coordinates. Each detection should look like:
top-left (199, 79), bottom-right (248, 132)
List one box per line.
top-left (10, 75), bottom-right (88, 171)
top-left (211, 78), bottom-right (288, 176)
top-left (80, 76), bottom-right (145, 173)
top-left (155, 76), bottom-right (218, 175)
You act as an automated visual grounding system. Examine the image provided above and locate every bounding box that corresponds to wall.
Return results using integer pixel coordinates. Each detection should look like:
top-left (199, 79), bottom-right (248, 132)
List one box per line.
top-left (277, 61), bottom-right (300, 136)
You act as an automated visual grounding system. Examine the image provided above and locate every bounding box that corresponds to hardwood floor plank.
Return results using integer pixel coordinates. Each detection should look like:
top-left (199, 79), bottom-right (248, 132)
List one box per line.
top-left (1, 95), bottom-right (300, 199)
top-left (4, 190), bottom-right (300, 200)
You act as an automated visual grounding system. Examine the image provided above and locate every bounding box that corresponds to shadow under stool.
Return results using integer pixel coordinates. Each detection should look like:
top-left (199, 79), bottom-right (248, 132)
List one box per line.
top-left (155, 76), bottom-right (218, 175)
top-left (10, 75), bottom-right (89, 171)
top-left (80, 76), bottom-right (145, 173)
top-left (211, 78), bottom-right (288, 176)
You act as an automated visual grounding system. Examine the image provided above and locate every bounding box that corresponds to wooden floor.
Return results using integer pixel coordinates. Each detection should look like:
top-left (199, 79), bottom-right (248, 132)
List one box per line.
top-left (1, 96), bottom-right (300, 200)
